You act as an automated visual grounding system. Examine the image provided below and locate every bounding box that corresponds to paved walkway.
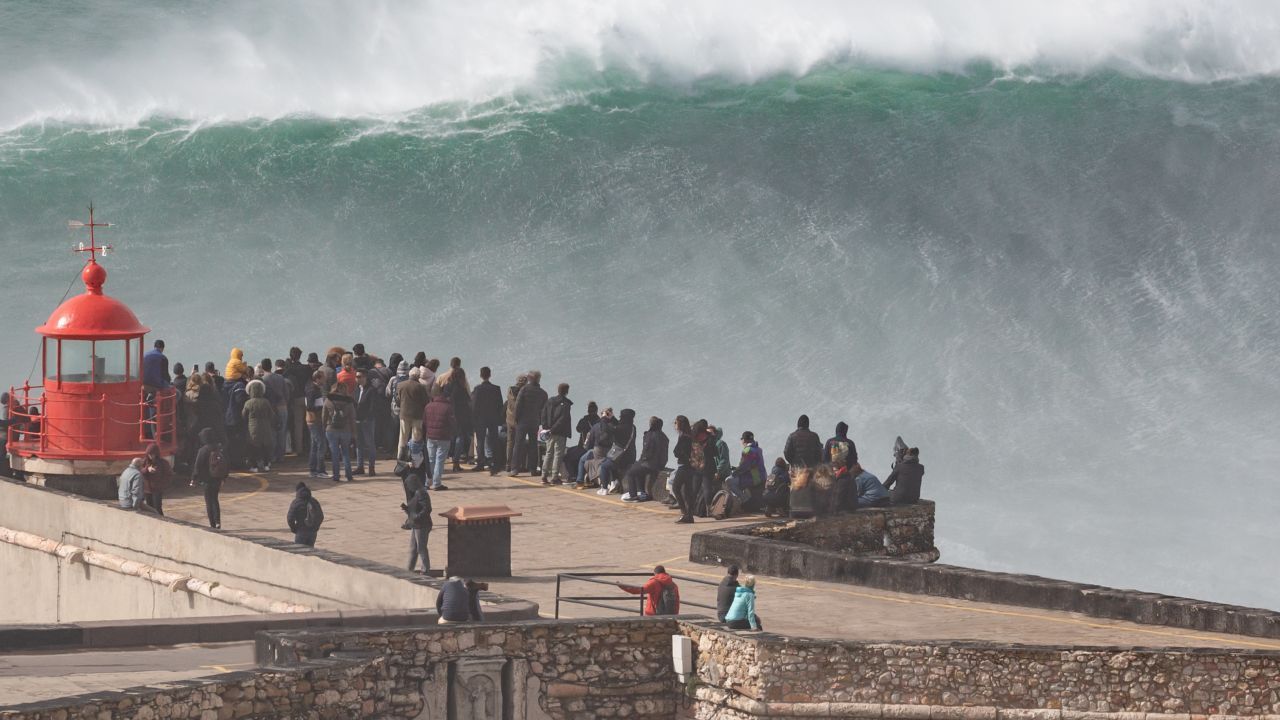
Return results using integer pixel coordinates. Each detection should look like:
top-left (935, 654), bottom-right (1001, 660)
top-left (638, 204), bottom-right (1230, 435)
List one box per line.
top-left (163, 457), bottom-right (1280, 650)
top-left (0, 643), bottom-right (253, 707)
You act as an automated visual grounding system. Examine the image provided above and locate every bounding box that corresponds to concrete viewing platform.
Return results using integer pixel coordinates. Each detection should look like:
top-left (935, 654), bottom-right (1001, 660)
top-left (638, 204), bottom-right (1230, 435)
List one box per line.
top-left (159, 458), bottom-right (1279, 651)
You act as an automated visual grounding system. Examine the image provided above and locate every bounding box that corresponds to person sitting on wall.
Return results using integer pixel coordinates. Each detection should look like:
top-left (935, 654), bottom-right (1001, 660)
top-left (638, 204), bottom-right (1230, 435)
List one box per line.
top-left (436, 576), bottom-right (485, 623)
top-left (716, 565), bottom-right (740, 622)
top-left (883, 447), bottom-right (925, 505)
top-left (117, 457), bottom-right (145, 510)
top-left (727, 431), bottom-right (767, 511)
top-left (851, 463), bottom-right (890, 509)
top-left (724, 575), bottom-right (763, 631)
top-left (762, 458), bottom-right (790, 517)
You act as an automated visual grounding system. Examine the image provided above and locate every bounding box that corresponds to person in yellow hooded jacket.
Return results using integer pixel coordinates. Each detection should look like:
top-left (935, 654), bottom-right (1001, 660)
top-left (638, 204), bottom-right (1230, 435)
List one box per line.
top-left (224, 348), bottom-right (249, 383)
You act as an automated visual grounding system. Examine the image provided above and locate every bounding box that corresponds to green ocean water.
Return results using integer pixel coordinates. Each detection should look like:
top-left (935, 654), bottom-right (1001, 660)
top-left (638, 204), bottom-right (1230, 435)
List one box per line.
top-left (1, 2), bottom-right (1278, 608)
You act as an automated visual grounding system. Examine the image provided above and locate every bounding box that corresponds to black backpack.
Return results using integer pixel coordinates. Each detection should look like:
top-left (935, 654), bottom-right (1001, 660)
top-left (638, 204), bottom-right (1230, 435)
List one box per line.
top-left (304, 498), bottom-right (324, 530)
top-left (655, 583), bottom-right (679, 615)
top-left (329, 400), bottom-right (349, 429)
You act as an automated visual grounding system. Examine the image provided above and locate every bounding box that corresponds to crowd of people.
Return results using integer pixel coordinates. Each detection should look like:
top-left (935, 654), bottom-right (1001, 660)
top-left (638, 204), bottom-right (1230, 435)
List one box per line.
top-left (5, 339), bottom-right (927, 610)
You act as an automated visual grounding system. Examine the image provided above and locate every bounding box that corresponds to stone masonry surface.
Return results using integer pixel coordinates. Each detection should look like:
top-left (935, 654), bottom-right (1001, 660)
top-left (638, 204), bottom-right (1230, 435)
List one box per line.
top-left (683, 620), bottom-right (1280, 717)
top-left (748, 502), bottom-right (939, 560)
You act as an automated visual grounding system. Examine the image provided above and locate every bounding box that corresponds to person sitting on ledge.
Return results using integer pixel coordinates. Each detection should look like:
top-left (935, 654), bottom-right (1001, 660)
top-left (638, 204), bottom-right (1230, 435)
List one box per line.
top-left (851, 462), bottom-right (890, 509)
top-left (883, 447), bottom-right (924, 505)
top-left (437, 576), bottom-right (485, 623)
top-left (724, 575), bottom-right (762, 631)
top-left (117, 457), bottom-right (145, 510)
top-left (716, 565), bottom-right (740, 622)
top-left (762, 457), bottom-right (790, 517)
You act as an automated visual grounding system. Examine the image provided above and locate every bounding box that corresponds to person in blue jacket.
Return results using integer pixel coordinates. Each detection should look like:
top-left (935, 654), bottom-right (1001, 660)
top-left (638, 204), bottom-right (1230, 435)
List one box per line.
top-left (724, 575), bottom-right (762, 631)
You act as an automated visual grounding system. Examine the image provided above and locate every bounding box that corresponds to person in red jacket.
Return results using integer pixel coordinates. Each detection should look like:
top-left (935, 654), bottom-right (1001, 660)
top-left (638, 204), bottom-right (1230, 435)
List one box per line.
top-left (618, 566), bottom-right (680, 615)
top-left (423, 388), bottom-right (454, 491)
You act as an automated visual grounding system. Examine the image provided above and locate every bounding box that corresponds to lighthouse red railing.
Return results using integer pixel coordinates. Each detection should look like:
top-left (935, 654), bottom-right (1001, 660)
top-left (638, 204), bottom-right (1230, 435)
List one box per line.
top-left (5, 384), bottom-right (177, 460)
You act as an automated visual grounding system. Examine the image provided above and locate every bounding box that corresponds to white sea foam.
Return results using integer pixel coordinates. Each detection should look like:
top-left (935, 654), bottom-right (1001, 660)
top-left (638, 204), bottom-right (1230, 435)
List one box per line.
top-left (3, 0), bottom-right (1280, 129)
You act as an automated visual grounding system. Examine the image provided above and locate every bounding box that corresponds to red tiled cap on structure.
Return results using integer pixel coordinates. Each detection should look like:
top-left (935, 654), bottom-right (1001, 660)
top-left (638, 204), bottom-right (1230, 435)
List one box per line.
top-left (438, 505), bottom-right (523, 523)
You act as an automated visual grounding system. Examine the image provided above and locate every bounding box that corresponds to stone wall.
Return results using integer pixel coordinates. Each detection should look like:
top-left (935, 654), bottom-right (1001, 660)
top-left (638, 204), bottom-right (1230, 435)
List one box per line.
top-left (682, 620), bottom-right (1280, 718)
top-left (691, 520), bottom-right (1280, 641)
top-left (748, 501), bottom-right (938, 560)
top-left (0, 618), bottom-right (681, 720)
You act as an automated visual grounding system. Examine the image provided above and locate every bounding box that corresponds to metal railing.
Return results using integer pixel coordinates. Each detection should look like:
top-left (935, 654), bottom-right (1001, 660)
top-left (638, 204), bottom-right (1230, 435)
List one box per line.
top-left (554, 571), bottom-right (719, 619)
top-left (5, 383), bottom-right (177, 456)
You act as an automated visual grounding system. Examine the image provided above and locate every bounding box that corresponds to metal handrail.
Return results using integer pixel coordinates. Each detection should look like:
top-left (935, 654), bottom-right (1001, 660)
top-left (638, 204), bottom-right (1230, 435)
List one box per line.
top-left (5, 382), bottom-right (177, 455)
top-left (554, 571), bottom-right (719, 619)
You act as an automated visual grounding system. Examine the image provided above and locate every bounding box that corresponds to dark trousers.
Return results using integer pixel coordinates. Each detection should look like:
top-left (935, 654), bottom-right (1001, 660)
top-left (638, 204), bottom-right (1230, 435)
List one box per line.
top-left (625, 464), bottom-right (654, 497)
top-left (512, 422), bottom-right (538, 472)
top-left (727, 615), bottom-right (763, 631)
top-left (247, 440), bottom-right (272, 469)
top-left (696, 470), bottom-right (716, 517)
top-left (408, 525), bottom-right (431, 572)
top-left (204, 481), bottom-right (221, 528)
top-left (294, 530), bottom-right (317, 547)
top-left (672, 466), bottom-right (696, 520)
top-left (144, 492), bottom-right (164, 516)
top-left (473, 423), bottom-right (501, 469)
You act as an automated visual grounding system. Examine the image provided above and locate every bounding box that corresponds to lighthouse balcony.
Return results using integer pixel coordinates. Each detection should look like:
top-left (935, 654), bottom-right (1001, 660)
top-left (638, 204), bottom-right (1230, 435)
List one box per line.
top-left (5, 383), bottom-right (178, 462)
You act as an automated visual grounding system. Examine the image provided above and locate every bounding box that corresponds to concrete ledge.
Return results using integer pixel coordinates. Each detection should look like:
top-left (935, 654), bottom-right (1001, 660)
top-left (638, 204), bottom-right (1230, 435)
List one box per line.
top-left (690, 521), bottom-right (1280, 640)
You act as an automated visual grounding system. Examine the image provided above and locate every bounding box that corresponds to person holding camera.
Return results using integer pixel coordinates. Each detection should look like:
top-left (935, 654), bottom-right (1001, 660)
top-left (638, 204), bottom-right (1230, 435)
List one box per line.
top-left (402, 484), bottom-right (433, 574)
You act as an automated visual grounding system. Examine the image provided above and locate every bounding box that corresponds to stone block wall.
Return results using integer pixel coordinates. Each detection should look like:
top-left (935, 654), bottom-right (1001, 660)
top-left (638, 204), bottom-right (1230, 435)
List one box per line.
top-left (682, 621), bottom-right (1280, 718)
top-left (747, 502), bottom-right (938, 560)
top-left (0, 618), bottom-right (680, 720)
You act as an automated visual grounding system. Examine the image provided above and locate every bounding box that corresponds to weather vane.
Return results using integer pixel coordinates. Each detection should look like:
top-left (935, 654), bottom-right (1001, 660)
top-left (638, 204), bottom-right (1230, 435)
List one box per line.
top-left (67, 203), bottom-right (114, 263)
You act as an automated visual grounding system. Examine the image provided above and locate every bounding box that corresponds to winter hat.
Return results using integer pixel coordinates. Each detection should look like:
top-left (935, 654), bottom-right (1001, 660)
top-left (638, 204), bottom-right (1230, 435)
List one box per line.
top-left (397, 360), bottom-right (409, 375)
top-left (306, 352), bottom-right (319, 363)
top-left (296, 482), bottom-right (307, 491)
top-left (797, 415), bottom-right (810, 429)
top-left (836, 421), bottom-right (848, 436)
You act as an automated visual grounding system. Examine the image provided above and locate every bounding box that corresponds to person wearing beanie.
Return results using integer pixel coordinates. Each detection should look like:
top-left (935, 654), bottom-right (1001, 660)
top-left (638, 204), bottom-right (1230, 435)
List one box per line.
top-left (823, 421), bottom-right (858, 469)
top-left (783, 414), bottom-right (822, 468)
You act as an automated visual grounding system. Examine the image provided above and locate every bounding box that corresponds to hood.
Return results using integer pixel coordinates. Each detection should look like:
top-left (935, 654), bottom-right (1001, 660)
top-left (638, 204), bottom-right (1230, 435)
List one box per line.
top-left (797, 414), bottom-right (810, 429)
top-left (734, 585), bottom-right (755, 596)
top-left (835, 421), bottom-right (848, 438)
top-left (247, 379), bottom-right (266, 398)
top-left (198, 428), bottom-right (218, 446)
top-left (648, 416), bottom-right (663, 432)
top-left (295, 483), bottom-right (311, 500)
top-left (230, 348), bottom-right (243, 361)
top-left (654, 572), bottom-right (674, 587)
top-left (145, 442), bottom-right (162, 462)
top-left (712, 427), bottom-right (723, 443)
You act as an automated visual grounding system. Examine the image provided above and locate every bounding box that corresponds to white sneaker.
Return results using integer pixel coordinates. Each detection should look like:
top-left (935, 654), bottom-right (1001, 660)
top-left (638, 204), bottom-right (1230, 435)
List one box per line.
top-left (621, 492), bottom-right (634, 501)
top-left (263, 464), bottom-right (271, 472)
top-left (596, 487), bottom-right (608, 496)
top-left (249, 466), bottom-right (259, 473)
top-left (608, 481), bottom-right (619, 493)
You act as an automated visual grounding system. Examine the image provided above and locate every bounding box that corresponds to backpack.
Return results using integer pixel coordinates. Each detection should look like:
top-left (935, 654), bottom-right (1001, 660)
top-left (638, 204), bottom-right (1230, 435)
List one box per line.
top-left (829, 439), bottom-right (852, 468)
top-left (208, 447), bottom-right (229, 480)
top-left (689, 439), bottom-right (707, 472)
top-left (710, 489), bottom-right (735, 520)
top-left (655, 583), bottom-right (678, 615)
top-left (329, 401), bottom-right (349, 429)
top-left (304, 498), bottom-right (324, 530)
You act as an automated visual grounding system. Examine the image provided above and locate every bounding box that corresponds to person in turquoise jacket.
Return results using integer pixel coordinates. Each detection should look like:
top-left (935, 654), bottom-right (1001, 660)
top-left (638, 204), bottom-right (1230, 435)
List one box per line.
top-left (724, 575), bottom-right (762, 630)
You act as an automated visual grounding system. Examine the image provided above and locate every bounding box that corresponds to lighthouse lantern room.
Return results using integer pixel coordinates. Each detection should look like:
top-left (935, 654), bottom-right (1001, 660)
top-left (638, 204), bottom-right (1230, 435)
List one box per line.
top-left (6, 208), bottom-right (176, 498)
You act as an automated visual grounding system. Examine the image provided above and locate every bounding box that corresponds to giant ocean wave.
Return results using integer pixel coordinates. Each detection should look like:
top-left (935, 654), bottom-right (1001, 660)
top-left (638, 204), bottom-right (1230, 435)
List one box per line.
top-left (1, 1), bottom-right (1278, 608)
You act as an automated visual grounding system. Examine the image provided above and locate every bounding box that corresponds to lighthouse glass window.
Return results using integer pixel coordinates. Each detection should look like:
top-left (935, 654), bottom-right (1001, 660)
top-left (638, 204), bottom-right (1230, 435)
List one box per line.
top-left (52, 339), bottom-right (131, 384)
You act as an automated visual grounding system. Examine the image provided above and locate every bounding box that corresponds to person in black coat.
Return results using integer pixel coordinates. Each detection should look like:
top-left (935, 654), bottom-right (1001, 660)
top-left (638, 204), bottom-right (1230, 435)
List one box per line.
top-left (671, 416), bottom-right (696, 523)
top-left (623, 416), bottom-right (669, 502)
top-left (783, 415), bottom-right (823, 468)
top-left (436, 577), bottom-right (484, 623)
top-left (287, 482), bottom-right (323, 546)
top-left (883, 448), bottom-right (925, 505)
top-left (353, 370), bottom-right (379, 476)
top-left (716, 565), bottom-right (740, 622)
top-left (470, 366), bottom-right (504, 473)
top-left (511, 371), bottom-right (548, 476)
top-left (539, 384), bottom-right (574, 484)
top-left (598, 408), bottom-right (637, 493)
top-left (403, 485), bottom-right (433, 573)
top-left (191, 428), bottom-right (223, 528)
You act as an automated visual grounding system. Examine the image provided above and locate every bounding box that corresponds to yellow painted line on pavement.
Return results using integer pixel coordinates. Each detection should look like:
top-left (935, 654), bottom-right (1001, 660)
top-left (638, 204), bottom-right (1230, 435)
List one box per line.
top-left (660, 564), bottom-right (1280, 650)
top-left (505, 475), bottom-right (675, 515)
top-left (166, 473), bottom-right (270, 509)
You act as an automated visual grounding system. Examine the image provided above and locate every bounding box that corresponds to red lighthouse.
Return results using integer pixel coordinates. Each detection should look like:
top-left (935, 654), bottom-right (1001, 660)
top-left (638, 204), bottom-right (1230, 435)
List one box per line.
top-left (6, 207), bottom-right (176, 498)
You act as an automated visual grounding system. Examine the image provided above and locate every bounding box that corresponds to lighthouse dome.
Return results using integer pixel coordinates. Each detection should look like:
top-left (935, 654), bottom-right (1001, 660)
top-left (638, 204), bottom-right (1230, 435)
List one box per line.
top-left (36, 262), bottom-right (149, 339)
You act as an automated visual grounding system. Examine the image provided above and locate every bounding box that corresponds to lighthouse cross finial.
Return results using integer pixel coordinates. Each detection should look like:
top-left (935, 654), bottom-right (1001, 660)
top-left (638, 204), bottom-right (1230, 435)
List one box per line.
top-left (68, 203), bottom-right (114, 264)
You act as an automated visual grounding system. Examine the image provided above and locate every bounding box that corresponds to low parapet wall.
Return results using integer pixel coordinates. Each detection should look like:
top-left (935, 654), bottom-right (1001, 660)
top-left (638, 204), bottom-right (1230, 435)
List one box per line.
top-left (748, 500), bottom-right (938, 560)
top-left (690, 519), bottom-right (1280, 640)
top-left (683, 620), bottom-right (1280, 718)
top-left (8, 618), bottom-right (1280, 719)
top-left (0, 479), bottom-right (537, 629)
